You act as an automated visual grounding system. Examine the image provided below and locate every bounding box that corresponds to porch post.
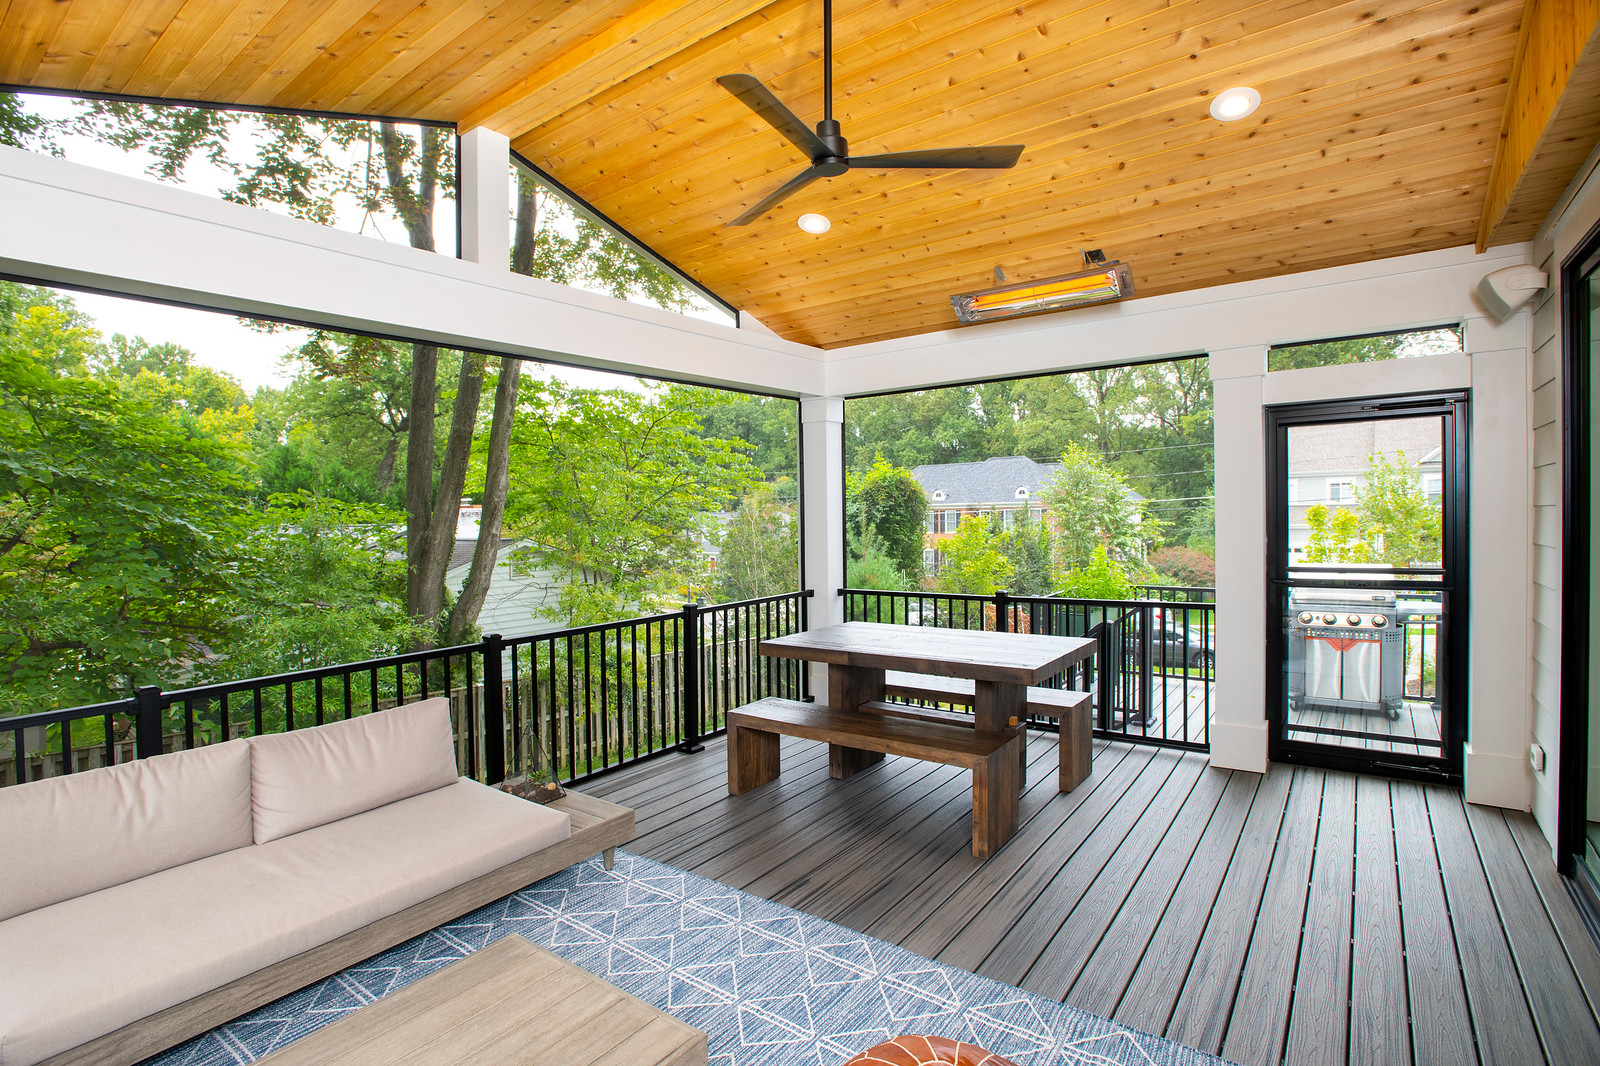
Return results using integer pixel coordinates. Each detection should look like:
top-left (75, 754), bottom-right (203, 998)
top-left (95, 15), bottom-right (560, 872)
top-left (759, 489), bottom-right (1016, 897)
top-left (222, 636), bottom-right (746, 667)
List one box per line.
top-left (458, 126), bottom-right (510, 268)
top-left (800, 396), bottom-right (846, 698)
top-left (1209, 346), bottom-right (1270, 772)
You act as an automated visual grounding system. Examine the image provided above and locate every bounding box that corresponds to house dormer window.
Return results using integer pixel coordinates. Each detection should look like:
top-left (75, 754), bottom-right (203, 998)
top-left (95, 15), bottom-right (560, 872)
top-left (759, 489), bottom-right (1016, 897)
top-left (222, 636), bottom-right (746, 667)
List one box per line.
top-left (932, 490), bottom-right (946, 501)
top-left (1015, 487), bottom-right (1029, 498)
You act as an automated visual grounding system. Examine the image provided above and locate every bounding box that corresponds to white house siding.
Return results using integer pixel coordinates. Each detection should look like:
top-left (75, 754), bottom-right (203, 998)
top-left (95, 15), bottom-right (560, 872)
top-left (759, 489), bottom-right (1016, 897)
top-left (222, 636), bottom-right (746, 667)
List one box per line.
top-left (1528, 157), bottom-right (1600, 848)
top-left (447, 544), bottom-right (567, 640)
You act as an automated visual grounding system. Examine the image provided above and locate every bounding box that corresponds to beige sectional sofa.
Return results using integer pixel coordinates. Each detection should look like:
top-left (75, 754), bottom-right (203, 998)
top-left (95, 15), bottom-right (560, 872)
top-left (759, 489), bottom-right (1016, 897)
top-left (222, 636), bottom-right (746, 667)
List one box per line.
top-left (0, 698), bottom-right (633, 1066)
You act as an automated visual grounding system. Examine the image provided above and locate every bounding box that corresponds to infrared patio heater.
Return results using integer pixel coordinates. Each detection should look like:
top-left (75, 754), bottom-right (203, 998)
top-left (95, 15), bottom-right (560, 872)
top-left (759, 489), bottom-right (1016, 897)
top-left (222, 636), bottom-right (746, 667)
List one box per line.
top-left (1285, 588), bottom-right (1405, 720)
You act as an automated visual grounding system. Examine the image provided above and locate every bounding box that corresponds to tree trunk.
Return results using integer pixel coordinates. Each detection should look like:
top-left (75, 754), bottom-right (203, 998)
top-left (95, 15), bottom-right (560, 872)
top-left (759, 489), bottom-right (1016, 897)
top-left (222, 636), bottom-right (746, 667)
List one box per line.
top-left (404, 341), bottom-right (440, 623)
top-left (448, 358), bottom-right (521, 644)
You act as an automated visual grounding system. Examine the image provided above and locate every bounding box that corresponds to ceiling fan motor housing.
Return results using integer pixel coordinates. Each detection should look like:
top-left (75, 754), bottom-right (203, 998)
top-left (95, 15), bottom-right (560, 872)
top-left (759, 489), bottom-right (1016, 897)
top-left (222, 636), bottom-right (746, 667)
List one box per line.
top-left (814, 118), bottom-right (849, 174)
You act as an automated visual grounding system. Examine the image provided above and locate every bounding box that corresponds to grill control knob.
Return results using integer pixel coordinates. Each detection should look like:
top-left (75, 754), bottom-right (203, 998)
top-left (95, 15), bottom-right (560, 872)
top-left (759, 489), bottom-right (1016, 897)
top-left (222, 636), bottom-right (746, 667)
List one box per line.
top-left (1298, 612), bottom-right (1313, 624)
top-left (1372, 615), bottom-right (1388, 628)
top-left (1323, 613), bottom-right (1337, 625)
top-left (1347, 614), bottom-right (1362, 627)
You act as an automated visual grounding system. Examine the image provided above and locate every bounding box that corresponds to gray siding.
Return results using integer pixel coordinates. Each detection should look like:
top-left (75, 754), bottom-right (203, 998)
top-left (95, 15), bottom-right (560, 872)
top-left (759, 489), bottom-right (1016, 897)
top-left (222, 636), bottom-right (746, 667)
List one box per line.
top-left (1530, 244), bottom-right (1562, 836)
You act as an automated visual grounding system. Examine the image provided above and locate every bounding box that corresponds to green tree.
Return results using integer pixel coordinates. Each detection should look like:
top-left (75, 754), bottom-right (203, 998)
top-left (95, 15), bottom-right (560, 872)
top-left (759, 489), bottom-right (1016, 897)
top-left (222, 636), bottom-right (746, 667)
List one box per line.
top-left (1356, 453), bottom-right (1442, 566)
top-left (847, 458), bottom-right (927, 580)
top-left (206, 495), bottom-right (425, 679)
top-left (1302, 453), bottom-right (1441, 567)
top-left (1268, 327), bottom-right (1462, 371)
top-left (1000, 509), bottom-right (1054, 595)
top-left (1038, 443), bottom-right (1156, 572)
top-left (1303, 503), bottom-right (1372, 564)
top-left (0, 298), bottom-right (253, 712)
top-left (713, 481), bottom-right (800, 601)
top-left (1056, 545), bottom-right (1135, 599)
top-left (498, 381), bottom-right (760, 626)
top-left (846, 528), bottom-right (912, 593)
top-left (936, 515), bottom-right (1015, 596)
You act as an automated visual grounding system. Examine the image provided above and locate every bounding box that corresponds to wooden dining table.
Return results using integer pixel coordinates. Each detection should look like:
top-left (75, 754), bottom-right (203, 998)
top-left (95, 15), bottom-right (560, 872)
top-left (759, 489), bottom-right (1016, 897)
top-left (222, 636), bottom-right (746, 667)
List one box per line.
top-left (757, 622), bottom-right (1097, 851)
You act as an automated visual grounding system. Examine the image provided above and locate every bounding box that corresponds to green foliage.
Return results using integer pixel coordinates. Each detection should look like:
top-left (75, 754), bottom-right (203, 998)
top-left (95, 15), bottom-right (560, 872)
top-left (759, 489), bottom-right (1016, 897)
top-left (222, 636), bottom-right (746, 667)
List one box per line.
top-left (203, 494), bottom-right (425, 680)
top-left (935, 515), bottom-right (1015, 596)
top-left (1303, 503), bottom-right (1372, 564)
top-left (685, 390), bottom-right (798, 481)
top-left (846, 458), bottom-right (927, 580)
top-left (1056, 545), bottom-right (1135, 600)
top-left (0, 295), bottom-right (253, 712)
top-left (1301, 452), bottom-right (1440, 567)
top-left (999, 509), bottom-right (1055, 595)
top-left (1356, 453), bottom-right (1442, 566)
top-left (713, 481), bottom-right (800, 602)
top-left (0, 92), bottom-right (54, 152)
top-left (498, 381), bottom-right (761, 626)
top-left (1267, 326), bottom-right (1463, 372)
top-left (1038, 443), bottom-right (1158, 571)
top-left (846, 528), bottom-right (912, 593)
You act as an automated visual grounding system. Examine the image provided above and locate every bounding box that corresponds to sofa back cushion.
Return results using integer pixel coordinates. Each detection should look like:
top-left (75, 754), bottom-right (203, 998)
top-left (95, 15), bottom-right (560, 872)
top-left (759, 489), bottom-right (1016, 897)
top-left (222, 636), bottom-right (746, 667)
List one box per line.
top-left (0, 738), bottom-right (253, 921)
top-left (247, 697), bottom-right (460, 843)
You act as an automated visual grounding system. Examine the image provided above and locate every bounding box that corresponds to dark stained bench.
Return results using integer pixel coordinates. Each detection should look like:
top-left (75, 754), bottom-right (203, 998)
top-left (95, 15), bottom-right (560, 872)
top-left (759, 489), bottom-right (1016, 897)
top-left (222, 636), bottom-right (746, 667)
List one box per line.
top-left (883, 670), bottom-right (1093, 793)
top-left (726, 697), bottom-right (1021, 859)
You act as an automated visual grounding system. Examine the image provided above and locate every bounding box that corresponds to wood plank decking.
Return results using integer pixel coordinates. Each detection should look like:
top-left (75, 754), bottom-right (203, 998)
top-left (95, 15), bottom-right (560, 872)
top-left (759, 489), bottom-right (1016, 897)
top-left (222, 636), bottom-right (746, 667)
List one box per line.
top-left (585, 731), bottom-right (1600, 1066)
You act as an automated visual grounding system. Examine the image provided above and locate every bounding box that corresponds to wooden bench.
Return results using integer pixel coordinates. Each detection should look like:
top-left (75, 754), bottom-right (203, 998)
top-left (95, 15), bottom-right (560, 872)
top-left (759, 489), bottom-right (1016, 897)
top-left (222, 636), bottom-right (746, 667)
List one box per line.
top-left (883, 670), bottom-right (1093, 793)
top-left (727, 697), bottom-right (1020, 859)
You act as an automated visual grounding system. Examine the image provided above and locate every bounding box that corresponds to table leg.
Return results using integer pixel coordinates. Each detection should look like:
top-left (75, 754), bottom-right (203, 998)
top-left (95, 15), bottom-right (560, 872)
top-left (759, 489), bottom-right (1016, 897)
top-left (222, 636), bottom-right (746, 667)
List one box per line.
top-left (973, 679), bottom-right (1029, 787)
top-left (827, 664), bottom-right (886, 779)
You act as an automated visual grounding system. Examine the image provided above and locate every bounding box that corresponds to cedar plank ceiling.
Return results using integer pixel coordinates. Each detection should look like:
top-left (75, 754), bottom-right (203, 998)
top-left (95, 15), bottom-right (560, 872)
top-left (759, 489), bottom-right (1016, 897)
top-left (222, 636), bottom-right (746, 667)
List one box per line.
top-left (1, 1), bottom-right (1594, 349)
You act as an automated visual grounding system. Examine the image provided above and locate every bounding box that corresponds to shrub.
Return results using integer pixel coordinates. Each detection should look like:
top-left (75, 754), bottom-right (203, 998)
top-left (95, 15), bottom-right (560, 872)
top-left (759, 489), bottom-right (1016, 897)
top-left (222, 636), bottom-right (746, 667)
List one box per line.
top-left (1147, 545), bottom-right (1215, 588)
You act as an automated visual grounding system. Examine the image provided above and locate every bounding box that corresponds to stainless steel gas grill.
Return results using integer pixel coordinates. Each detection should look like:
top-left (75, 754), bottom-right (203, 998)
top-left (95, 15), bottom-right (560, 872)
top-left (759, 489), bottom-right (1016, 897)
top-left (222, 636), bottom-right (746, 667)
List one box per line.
top-left (1286, 588), bottom-right (1405, 719)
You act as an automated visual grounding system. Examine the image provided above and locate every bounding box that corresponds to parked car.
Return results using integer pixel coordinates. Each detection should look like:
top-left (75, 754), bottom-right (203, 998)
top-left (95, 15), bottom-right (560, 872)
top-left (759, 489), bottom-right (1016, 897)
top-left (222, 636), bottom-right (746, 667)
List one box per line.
top-left (1126, 619), bottom-right (1214, 674)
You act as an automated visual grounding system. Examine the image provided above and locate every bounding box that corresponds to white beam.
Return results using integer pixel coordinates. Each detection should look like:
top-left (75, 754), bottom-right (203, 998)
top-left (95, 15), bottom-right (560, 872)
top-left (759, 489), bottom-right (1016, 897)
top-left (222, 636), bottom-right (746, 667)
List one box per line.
top-left (458, 127), bottom-right (510, 268)
top-left (0, 146), bottom-right (824, 396)
top-left (824, 244), bottom-right (1533, 396)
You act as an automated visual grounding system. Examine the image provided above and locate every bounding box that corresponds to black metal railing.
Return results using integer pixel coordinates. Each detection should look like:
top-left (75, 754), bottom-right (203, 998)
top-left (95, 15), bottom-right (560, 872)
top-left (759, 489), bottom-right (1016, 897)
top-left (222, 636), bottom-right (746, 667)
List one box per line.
top-left (1, 590), bottom-right (811, 789)
top-left (841, 587), bottom-right (1214, 752)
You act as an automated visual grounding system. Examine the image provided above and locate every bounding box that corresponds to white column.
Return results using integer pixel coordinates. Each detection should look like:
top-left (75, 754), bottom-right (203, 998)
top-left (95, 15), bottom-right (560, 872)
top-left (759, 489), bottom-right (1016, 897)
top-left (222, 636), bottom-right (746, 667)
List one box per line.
top-left (1465, 345), bottom-right (1533, 808)
top-left (1209, 346), bottom-right (1270, 772)
top-left (800, 396), bottom-right (846, 694)
top-left (458, 127), bottom-right (510, 268)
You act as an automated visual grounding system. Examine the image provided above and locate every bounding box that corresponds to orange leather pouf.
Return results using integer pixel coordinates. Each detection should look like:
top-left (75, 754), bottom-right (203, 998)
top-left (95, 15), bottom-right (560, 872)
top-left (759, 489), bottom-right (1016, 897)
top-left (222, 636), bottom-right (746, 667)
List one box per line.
top-left (841, 1034), bottom-right (1020, 1066)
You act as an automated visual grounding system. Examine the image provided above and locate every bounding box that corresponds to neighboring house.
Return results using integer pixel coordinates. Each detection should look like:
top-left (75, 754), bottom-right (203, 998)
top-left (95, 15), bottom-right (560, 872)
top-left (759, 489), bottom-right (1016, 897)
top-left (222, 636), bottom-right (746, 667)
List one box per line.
top-left (910, 456), bottom-right (1144, 573)
top-left (1285, 420), bottom-right (1442, 558)
top-left (445, 537), bottom-right (568, 639)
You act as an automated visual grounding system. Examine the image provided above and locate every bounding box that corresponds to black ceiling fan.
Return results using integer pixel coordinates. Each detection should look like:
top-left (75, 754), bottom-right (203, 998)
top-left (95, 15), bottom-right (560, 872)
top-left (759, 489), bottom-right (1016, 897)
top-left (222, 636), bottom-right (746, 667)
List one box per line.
top-left (716, 0), bottom-right (1024, 227)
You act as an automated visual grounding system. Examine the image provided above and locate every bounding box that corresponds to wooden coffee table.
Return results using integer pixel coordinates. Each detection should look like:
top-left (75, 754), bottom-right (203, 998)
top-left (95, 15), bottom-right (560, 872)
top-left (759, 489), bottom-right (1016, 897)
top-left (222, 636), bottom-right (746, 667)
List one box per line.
top-left (257, 934), bottom-right (707, 1066)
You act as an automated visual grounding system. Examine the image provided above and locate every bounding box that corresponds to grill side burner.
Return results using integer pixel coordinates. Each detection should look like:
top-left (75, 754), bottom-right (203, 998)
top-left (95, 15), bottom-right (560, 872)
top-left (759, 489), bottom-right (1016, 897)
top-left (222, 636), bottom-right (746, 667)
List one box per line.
top-left (1286, 589), bottom-right (1405, 719)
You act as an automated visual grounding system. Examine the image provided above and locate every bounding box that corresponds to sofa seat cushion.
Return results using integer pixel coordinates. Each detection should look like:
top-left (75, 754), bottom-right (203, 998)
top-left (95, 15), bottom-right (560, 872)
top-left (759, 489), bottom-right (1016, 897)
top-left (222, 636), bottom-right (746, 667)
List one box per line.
top-left (0, 780), bottom-right (570, 1066)
top-left (0, 739), bottom-right (253, 922)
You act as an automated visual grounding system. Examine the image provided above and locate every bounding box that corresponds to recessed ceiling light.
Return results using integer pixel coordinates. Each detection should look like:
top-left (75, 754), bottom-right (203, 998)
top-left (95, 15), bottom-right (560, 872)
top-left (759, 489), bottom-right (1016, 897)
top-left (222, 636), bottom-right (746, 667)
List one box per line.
top-left (797, 213), bottom-right (831, 234)
top-left (1209, 86), bottom-right (1261, 122)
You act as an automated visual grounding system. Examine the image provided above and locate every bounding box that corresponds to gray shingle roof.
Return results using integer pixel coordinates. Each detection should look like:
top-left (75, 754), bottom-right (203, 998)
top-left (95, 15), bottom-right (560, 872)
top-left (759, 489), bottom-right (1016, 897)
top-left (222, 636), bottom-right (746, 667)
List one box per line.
top-left (910, 456), bottom-right (1062, 507)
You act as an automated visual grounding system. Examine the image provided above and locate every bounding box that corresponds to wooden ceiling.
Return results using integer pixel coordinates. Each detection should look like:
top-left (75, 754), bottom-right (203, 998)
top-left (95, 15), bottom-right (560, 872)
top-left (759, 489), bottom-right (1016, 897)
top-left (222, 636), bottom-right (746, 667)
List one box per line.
top-left (3, 1), bottom-right (1597, 350)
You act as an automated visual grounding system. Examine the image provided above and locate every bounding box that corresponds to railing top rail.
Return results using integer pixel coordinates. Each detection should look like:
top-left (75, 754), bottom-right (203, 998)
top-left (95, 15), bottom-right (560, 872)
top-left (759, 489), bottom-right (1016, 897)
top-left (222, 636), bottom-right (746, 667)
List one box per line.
top-left (505, 589), bottom-right (809, 645)
top-left (3, 698), bottom-right (137, 731)
top-left (837, 588), bottom-right (1216, 611)
top-left (148, 641), bottom-right (485, 704)
top-left (702, 589), bottom-right (814, 611)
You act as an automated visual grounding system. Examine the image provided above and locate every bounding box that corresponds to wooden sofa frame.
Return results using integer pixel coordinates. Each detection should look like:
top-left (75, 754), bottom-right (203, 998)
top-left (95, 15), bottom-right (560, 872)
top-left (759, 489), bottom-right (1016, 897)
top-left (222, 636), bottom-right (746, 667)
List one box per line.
top-left (38, 790), bottom-right (634, 1066)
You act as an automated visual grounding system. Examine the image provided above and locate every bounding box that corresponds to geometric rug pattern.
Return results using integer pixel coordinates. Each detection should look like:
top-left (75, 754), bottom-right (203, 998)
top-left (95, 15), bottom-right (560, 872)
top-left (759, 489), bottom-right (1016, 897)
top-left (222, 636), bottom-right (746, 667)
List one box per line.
top-left (143, 850), bottom-right (1232, 1066)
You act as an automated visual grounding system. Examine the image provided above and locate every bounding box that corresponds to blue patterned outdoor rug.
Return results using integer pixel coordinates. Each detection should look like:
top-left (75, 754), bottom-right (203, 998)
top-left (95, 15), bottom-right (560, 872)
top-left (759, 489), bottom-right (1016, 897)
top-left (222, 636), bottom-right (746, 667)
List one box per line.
top-left (146, 850), bottom-right (1230, 1066)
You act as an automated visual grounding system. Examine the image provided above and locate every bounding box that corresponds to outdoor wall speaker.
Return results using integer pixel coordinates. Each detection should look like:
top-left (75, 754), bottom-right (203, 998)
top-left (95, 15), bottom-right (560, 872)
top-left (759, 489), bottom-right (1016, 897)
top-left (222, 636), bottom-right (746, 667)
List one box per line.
top-left (1478, 265), bottom-right (1548, 321)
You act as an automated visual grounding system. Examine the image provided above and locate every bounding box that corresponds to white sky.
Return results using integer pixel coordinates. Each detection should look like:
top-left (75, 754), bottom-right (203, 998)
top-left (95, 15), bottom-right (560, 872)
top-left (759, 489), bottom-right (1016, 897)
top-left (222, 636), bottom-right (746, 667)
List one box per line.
top-left (17, 93), bottom-right (712, 396)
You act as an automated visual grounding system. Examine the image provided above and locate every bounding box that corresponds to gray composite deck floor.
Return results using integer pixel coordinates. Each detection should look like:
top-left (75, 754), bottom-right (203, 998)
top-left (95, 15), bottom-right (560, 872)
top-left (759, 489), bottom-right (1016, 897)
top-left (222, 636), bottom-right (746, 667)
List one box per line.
top-left (583, 731), bottom-right (1600, 1066)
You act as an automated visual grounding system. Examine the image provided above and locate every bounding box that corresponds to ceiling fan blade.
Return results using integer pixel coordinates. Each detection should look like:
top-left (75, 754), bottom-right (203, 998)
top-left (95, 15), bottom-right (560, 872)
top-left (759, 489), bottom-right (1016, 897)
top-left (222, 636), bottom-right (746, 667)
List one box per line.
top-left (848, 145), bottom-right (1024, 169)
top-left (726, 166), bottom-right (825, 227)
top-left (717, 74), bottom-right (828, 159)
